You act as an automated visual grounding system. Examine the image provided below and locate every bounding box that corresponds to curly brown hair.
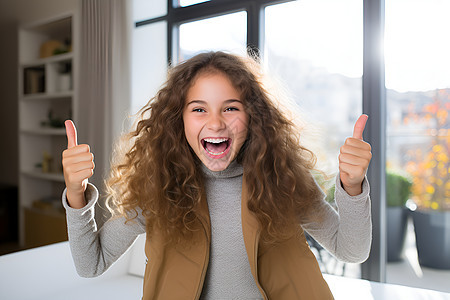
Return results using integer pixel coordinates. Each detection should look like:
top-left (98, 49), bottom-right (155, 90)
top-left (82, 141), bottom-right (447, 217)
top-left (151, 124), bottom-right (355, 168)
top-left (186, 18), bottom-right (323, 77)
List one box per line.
top-left (106, 51), bottom-right (323, 243)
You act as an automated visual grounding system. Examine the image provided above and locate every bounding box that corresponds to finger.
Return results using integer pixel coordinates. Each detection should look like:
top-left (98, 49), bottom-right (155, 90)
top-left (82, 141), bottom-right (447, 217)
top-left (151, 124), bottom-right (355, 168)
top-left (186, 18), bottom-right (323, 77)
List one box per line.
top-left (64, 161), bottom-right (95, 174)
top-left (62, 144), bottom-right (90, 159)
top-left (339, 153), bottom-right (370, 167)
top-left (353, 114), bottom-right (368, 140)
top-left (62, 152), bottom-right (94, 166)
top-left (343, 138), bottom-right (372, 151)
top-left (65, 120), bottom-right (78, 149)
top-left (340, 141), bottom-right (372, 158)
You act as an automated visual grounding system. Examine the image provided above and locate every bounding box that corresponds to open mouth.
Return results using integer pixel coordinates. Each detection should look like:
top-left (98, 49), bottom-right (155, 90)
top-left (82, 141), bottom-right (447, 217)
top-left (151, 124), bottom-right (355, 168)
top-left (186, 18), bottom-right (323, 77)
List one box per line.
top-left (201, 137), bottom-right (231, 158)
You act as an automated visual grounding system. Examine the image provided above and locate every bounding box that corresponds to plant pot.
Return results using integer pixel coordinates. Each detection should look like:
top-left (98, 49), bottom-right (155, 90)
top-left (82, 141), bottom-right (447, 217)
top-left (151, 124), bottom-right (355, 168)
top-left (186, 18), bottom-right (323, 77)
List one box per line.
top-left (387, 206), bottom-right (408, 262)
top-left (410, 209), bottom-right (450, 269)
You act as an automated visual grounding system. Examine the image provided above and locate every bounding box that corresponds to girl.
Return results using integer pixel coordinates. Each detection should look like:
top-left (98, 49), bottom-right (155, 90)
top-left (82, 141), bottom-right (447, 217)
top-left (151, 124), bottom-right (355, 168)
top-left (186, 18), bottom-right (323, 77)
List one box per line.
top-left (62, 51), bottom-right (372, 299)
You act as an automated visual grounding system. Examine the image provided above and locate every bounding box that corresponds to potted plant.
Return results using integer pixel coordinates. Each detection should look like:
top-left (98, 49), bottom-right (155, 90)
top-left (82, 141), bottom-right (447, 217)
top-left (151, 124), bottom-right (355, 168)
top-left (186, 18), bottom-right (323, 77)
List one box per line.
top-left (386, 169), bottom-right (412, 262)
top-left (405, 90), bottom-right (450, 269)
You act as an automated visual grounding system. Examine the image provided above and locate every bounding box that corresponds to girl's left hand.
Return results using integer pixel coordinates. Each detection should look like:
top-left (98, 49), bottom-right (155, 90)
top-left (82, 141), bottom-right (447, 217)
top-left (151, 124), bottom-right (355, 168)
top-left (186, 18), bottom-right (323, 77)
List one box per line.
top-left (339, 114), bottom-right (372, 196)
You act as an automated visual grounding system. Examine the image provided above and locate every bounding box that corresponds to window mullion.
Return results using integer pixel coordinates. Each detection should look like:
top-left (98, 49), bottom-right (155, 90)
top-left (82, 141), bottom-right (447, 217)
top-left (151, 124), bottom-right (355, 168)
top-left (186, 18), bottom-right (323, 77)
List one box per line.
top-left (361, 0), bottom-right (387, 283)
top-left (246, 2), bottom-right (261, 57)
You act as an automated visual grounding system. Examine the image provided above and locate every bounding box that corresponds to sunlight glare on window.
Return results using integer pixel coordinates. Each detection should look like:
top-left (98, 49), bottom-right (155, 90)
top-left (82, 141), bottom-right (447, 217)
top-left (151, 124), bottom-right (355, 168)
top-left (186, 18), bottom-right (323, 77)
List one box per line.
top-left (178, 0), bottom-right (210, 7)
top-left (133, 0), bottom-right (167, 22)
top-left (385, 0), bottom-right (450, 92)
top-left (264, 0), bottom-right (363, 178)
top-left (178, 11), bottom-right (247, 62)
top-left (264, 0), bottom-right (362, 79)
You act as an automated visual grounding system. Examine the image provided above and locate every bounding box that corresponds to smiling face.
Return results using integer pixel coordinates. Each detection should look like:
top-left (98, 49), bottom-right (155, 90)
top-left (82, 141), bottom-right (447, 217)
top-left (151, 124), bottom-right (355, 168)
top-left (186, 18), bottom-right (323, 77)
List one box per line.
top-left (183, 71), bottom-right (249, 171)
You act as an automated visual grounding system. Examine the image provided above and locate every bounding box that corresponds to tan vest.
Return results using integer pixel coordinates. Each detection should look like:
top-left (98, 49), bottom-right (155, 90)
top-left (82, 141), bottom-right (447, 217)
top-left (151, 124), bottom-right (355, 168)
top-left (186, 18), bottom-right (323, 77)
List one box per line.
top-left (142, 178), bottom-right (334, 299)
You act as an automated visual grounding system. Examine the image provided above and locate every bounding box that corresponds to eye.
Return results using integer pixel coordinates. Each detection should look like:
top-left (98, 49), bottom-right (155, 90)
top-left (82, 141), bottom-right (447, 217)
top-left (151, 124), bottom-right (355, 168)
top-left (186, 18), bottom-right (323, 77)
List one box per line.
top-left (192, 108), bottom-right (206, 113)
top-left (225, 107), bottom-right (239, 112)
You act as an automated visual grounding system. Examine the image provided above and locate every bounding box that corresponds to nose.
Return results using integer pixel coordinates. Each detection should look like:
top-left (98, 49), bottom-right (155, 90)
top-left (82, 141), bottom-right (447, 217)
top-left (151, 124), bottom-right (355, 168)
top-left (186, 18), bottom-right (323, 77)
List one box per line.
top-left (206, 112), bottom-right (226, 131)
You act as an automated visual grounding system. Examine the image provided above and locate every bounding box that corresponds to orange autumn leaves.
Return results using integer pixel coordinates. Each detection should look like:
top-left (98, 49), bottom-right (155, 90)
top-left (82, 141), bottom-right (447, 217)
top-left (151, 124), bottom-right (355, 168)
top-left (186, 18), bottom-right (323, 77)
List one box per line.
top-left (404, 89), bottom-right (449, 211)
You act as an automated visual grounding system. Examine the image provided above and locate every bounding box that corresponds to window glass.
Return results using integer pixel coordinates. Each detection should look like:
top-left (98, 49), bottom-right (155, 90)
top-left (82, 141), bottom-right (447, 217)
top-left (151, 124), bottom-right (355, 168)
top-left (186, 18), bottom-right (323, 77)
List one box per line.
top-left (178, 11), bottom-right (247, 62)
top-left (265, 1), bottom-right (362, 180)
top-left (133, 0), bottom-right (167, 23)
top-left (178, 0), bottom-right (210, 7)
top-left (264, 0), bottom-right (363, 278)
top-left (132, 21), bottom-right (168, 116)
top-left (385, 0), bottom-right (450, 292)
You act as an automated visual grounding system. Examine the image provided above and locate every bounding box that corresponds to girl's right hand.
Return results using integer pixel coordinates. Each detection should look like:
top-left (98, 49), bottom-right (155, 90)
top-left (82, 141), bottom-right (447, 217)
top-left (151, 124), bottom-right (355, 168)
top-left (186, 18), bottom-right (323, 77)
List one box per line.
top-left (62, 120), bottom-right (95, 209)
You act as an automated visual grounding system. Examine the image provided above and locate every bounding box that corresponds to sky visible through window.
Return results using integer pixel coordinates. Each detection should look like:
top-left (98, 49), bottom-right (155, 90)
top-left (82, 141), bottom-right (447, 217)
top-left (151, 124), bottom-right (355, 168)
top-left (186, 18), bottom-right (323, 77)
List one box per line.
top-left (385, 0), bottom-right (450, 92)
top-left (179, 11), bottom-right (247, 60)
top-left (265, 0), bottom-right (362, 79)
top-left (178, 0), bottom-right (450, 93)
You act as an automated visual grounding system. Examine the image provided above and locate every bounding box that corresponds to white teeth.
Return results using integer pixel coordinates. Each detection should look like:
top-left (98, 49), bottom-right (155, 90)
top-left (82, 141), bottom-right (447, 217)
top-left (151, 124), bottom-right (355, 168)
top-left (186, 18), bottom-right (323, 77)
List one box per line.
top-left (204, 138), bottom-right (228, 143)
top-left (205, 148), bottom-right (226, 155)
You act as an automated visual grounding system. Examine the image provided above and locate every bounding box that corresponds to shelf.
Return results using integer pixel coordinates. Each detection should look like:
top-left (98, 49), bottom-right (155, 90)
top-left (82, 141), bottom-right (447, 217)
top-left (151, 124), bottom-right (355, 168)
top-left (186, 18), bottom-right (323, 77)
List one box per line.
top-left (21, 127), bottom-right (66, 136)
top-left (21, 91), bottom-right (73, 101)
top-left (22, 169), bottom-right (65, 182)
top-left (21, 52), bottom-right (73, 68)
top-left (18, 12), bottom-right (76, 249)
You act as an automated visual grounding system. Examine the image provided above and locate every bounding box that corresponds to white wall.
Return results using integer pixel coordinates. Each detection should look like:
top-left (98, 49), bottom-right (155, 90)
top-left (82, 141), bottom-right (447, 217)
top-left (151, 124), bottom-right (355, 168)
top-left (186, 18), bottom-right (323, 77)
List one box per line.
top-left (0, 0), bottom-right (78, 186)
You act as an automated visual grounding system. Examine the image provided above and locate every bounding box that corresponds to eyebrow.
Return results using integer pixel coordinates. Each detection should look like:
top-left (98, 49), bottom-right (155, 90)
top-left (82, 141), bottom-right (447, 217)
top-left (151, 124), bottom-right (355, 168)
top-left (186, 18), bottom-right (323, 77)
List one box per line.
top-left (186, 99), bottom-right (242, 106)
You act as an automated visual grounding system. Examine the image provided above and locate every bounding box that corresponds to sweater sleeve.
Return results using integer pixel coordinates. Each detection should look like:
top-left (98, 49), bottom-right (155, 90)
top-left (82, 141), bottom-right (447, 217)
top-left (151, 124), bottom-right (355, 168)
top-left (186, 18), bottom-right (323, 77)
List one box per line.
top-left (301, 174), bottom-right (372, 264)
top-left (62, 183), bottom-right (146, 277)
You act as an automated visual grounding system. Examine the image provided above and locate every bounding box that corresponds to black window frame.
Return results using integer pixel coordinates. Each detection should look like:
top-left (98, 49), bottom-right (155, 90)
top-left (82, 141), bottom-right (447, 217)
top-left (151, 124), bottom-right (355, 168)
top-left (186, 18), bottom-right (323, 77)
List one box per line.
top-left (135, 0), bottom-right (292, 63)
top-left (135, 0), bottom-right (386, 283)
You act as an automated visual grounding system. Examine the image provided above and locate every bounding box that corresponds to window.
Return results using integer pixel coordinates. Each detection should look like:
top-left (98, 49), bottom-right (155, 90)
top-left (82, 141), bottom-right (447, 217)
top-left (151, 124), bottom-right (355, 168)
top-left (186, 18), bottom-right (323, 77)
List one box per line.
top-left (133, 0), bottom-right (386, 283)
top-left (133, 0), bottom-right (166, 22)
top-left (385, 0), bottom-right (450, 290)
top-left (265, 0), bottom-right (363, 176)
top-left (178, 11), bottom-right (247, 62)
top-left (132, 22), bottom-right (167, 115)
top-left (178, 0), bottom-right (210, 7)
top-left (264, 0), bottom-right (363, 278)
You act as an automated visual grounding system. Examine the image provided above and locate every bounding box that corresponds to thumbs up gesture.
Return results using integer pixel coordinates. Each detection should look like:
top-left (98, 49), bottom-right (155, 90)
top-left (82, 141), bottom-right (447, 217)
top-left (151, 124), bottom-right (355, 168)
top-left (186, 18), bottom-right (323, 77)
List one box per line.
top-left (339, 115), bottom-right (372, 196)
top-left (62, 120), bottom-right (95, 208)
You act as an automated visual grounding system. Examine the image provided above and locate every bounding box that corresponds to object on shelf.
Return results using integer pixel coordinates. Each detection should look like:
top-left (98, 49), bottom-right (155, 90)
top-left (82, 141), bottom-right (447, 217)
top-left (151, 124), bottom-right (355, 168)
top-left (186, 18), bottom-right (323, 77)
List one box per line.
top-left (53, 37), bottom-right (72, 55)
top-left (23, 67), bottom-right (45, 94)
top-left (32, 196), bottom-right (64, 214)
top-left (57, 61), bottom-right (72, 91)
top-left (41, 109), bottom-right (65, 128)
top-left (40, 40), bottom-right (64, 58)
top-left (58, 74), bottom-right (71, 91)
top-left (41, 151), bottom-right (53, 173)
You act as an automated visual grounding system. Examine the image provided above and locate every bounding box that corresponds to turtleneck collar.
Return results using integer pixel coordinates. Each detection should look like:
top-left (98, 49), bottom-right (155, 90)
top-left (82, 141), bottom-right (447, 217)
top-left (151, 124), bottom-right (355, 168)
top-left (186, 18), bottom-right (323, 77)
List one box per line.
top-left (200, 160), bottom-right (244, 179)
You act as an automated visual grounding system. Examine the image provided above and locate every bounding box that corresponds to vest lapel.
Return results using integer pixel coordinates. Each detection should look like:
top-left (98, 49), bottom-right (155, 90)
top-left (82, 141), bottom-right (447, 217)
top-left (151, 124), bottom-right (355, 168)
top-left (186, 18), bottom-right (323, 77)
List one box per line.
top-left (142, 189), bottom-right (211, 300)
top-left (241, 176), bottom-right (268, 299)
top-left (240, 176), bottom-right (333, 300)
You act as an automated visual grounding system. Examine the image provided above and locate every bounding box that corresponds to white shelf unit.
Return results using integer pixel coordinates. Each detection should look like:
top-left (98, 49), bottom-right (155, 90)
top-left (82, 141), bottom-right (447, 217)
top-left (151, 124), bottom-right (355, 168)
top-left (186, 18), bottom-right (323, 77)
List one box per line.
top-left (18, 14), bottom-right (77, 248)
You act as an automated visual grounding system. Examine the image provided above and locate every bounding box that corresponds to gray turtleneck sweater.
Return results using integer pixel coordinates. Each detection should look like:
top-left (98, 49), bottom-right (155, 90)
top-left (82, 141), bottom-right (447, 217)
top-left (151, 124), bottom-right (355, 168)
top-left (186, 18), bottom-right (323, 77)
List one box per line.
top-left (62, 161), bottom-right (371, 299)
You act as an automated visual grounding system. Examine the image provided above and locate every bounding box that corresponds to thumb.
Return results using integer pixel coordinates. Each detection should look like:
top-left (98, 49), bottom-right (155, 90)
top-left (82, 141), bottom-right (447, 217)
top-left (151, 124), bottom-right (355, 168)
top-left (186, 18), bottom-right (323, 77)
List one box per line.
top-left (65, 120), bottom-right (78, 149)
top-left (353, 114), bottom-right (368, 140)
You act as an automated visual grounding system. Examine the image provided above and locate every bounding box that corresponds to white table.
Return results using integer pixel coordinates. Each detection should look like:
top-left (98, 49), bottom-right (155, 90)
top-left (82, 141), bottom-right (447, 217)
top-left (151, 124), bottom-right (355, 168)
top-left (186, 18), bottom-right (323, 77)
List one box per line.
top-left (1, 235), bottom-right (449, 300)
